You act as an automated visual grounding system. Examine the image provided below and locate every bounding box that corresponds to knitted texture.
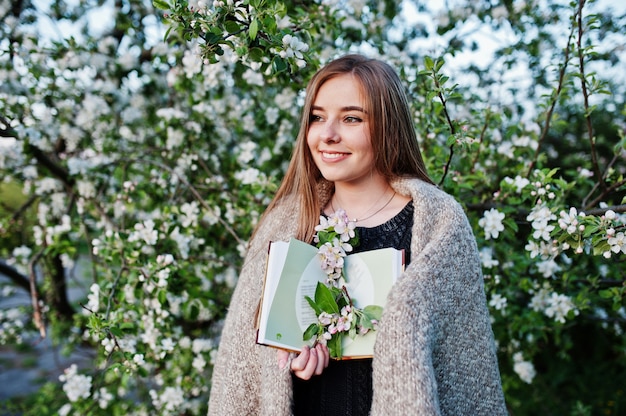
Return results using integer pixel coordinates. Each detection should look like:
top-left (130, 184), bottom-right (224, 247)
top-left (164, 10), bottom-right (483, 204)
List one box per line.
top-left (207, 178), bottom-right (508, 416)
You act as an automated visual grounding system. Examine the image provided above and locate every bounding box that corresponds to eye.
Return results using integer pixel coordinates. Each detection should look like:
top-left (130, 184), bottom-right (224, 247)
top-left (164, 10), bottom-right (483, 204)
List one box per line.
top-left (344, 116), bottom-right (362, 123)
top-left (309, 114), bottom-right (324, 123)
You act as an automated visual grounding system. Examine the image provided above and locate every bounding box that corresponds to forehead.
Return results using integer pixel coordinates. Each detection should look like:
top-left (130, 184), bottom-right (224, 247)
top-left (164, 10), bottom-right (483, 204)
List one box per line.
top-left (313, 74), bottom-right (365, 107)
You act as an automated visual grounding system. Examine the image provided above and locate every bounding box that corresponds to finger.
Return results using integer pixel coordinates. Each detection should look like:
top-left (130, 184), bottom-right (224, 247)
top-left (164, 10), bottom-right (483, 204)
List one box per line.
top-left (299, 345), bottom-right (319, 379)
top-left (290, 346), bottom-right (310, 372)
top-left (313, 345), bottom-right (326, 375)
top-left (318, 344), bottom-right (330, 369)
top-left (277, 350), bottom-right (289, 369)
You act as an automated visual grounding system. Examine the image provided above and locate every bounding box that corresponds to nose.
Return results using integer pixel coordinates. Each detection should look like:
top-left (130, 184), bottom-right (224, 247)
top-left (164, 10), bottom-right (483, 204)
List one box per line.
top-left (320, 120), bottom-right (340, 143)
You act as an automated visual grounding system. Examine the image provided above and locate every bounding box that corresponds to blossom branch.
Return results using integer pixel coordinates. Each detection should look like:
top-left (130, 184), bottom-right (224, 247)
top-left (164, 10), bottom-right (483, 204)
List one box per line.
top-left (584, 180), bottom-right (626, 212)
top-left (0, 261), bottom-right (32, 293)
top-left (526, 11), bottom-right (578, 177)
top-left (431, 64), bottom-right (457, 187)
top-left (28, 249), bottom-right (46, 339)
top-left (0, 114), bottom-right (17, 138)
top-left (470, 111), bottom-right (491, 173)
top-left (129, 158), bottom-right (246, 247)
top-left (576, 0), bottom-right (606, 192)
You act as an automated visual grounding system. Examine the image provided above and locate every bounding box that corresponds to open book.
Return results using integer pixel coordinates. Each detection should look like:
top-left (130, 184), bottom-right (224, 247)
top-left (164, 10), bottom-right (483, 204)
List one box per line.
top-left (256, 238), bottom-right (404, 359)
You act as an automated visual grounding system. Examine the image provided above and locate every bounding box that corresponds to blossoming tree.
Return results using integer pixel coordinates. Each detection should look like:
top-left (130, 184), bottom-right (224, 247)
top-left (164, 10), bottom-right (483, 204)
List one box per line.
top-left (0, 0), bottom-right (625, 414)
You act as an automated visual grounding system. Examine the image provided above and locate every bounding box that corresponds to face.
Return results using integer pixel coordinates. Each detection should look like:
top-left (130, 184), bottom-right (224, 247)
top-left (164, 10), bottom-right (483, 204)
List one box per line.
top-left (307, 74), bottom-right (377, 188)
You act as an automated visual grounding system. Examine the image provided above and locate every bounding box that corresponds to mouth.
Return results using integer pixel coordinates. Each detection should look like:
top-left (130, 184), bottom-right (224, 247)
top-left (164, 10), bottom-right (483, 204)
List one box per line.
top-left (320, 151), bottom-right (349, 160)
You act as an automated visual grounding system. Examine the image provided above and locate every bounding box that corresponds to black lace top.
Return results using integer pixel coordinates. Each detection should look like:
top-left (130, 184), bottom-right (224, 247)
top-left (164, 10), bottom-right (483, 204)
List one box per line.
top-left (292, 201), bottom-right (414, 416)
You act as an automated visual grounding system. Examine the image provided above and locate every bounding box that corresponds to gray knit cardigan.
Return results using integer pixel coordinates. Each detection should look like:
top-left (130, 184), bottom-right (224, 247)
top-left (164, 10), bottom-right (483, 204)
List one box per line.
top-left (207, 178), bottom-right (508, 415)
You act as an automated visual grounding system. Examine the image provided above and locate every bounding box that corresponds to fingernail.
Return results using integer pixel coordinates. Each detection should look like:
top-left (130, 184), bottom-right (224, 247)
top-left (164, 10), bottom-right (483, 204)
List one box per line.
top-left (279, 359), bottom-right (286, 369)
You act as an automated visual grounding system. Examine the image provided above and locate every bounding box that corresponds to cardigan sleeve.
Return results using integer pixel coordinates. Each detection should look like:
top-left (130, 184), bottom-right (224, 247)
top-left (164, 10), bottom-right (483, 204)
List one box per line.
top-left (208, 202), bottom-right (297, 416)
top-left (371, 182), bottom-right (507, 416)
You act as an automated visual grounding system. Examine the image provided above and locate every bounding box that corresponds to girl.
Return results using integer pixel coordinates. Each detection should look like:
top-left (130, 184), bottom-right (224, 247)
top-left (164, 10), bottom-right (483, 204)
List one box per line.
top-left (208, 54), bottom-right (507, 415)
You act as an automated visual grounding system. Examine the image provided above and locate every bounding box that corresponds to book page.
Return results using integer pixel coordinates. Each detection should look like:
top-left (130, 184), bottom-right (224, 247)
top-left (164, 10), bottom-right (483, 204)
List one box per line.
top-left (341, 248), bottom-right (402, 358)
top-left (258, 239), bottom-right (321, 351)
top-left (257, 238), bottom-right (404, 358)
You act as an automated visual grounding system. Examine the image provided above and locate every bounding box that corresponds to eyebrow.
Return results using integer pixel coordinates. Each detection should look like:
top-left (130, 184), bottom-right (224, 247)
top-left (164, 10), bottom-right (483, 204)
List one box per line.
top-left (311, 105), bottom-right (367, 113)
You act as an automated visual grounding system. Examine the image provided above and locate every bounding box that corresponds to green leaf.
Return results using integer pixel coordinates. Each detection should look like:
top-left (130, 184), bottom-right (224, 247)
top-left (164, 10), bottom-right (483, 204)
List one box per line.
top-left (249, 18), bottom-right (259, 40)
top-left (153, 0), bottom-right (170, 10)
top-left (248, 47), bottom-right (264, 62)
top-left (435, 58), bottom-right (445, 71)
top-left (424, 56), bottom-right (434, 70)
top-left (305, 295), bottom-right (322, 316)
top-left (272, 56), bottom-right (287, 73)
top-left (599, 289), bottom-right (614, 299)
top-left (119, 322), bottom-right (135, 330)
top-left (303, 323), bottom-right (318, 341)
top-left (224, 20), bottom-right (240, 34)
top-left (109, 327), bottom-right (123, 337)
top-left (158, 289), bottom-right (167, 305)
top-left (328, 334), bottom-right (342, 359)
top-left (362, 304), bottom-right (383, 321)
top-left (314, 282), bottom-right (340, 314)
top-left (348, 326), bottom-right (357, 339)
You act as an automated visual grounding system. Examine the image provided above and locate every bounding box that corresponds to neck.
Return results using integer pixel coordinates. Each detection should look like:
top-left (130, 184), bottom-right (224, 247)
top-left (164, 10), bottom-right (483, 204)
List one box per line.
top-left (330, 180), bottom-right (395, 223)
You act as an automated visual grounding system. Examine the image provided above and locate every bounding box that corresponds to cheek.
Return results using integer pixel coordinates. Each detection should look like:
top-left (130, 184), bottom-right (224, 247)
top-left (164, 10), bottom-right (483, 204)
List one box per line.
top-left (306, 130), bottom-right (317, 150)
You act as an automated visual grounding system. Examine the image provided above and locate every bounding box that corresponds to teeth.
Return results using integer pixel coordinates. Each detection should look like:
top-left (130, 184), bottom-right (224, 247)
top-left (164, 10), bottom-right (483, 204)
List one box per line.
top-left (322, 152), bottom-right (345, 159)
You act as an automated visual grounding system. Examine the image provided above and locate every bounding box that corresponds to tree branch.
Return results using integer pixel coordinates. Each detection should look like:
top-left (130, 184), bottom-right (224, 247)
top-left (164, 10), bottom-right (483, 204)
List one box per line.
top-left (28, 250), bottom-right (46, 339)
top-left (0, 261), bottom-right (33, 293)
top-left (526, 8), bottom-right (578, 177)
top-left (576, 0), bottom-right (606, 192)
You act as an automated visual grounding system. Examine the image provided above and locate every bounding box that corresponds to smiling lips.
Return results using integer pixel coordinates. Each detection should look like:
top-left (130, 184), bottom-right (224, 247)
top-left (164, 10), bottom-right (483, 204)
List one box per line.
top-left (320, 151), bottom-right (350, 161)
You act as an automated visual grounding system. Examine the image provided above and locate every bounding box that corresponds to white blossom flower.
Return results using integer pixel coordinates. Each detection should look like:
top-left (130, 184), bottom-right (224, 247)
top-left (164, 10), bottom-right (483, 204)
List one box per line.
top-left (128, 219), bottom-right (158, 245)
top-left (274, 89), bottom-right (296, 110)
top-left (513, 352), bottom-right (536, 383)
top-left (478, 208), bottom-right (505, 240)
top-left (536, 258), bottom-right (561, 278)
top-left (35, 177), bottom-right (62, 195)
top-left (544, 292), bottom-right (578, 323)
top-left (192, 355), bottom-right (207, 372)
top-left (479, 246), bottom-right (499, 268)
top-left (86, 283), bottom-right (100, 313)
top-left (489, 293), bottom-right (508, 311)
top-left (242, 67), bottom-right (264, 86)
top-left (97, 387), bottom-right (113, 409)
top-left (265, 107), bottom-right (280, 124)
top-left (166, 127), bottom-right (185, 150)
top-left (558, 207), bottom-right (580, 234)
top-left (504, 175), bottom-right (530, 193)
top-left (133, 354), bottom-right (146, 366)
top-left (236, 141), bottom-right (257, 164)
top-left (527, 204), bottom-right (556, 241)
top-left (180, 201), bottom-right (200, 228)
top-left (281, 34), bottom-right (309, 60)
top-left (234, 167), bottom-right (261, 185)
top-left (608, 231), bottom-right (625, 254)
top-left (58, 404), bottom-right (72, 416)
top-left (12, 245), bottom-right (32, 259)
top-left (529, 282), bottom-right (551, 312)
top-left (76, 180), bottom-right (96, 199)
top-left (149, 385), bottom-right (185, 414)
top-left (532, 220), bottom-right (555, 241)
top-left (59, 364), bottom-right (92, 402)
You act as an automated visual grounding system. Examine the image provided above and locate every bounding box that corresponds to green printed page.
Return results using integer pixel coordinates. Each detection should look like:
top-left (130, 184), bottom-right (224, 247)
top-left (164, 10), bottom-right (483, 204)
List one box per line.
top-left (341, 248), bottom-right (402, 358)
top-left (256, 238), bottom-right (404, 358)
top-left (258, 238), bottom-right (323, 351)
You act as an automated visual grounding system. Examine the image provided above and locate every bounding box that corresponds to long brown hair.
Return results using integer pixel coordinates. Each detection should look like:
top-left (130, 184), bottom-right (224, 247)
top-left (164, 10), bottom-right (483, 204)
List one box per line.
top-left (257, 54), bottom-right (433, 242)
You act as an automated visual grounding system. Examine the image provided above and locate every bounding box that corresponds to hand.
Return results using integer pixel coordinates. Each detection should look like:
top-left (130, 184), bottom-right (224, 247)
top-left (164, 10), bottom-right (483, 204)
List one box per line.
top-left (277, 344), bottom-right (330, 380)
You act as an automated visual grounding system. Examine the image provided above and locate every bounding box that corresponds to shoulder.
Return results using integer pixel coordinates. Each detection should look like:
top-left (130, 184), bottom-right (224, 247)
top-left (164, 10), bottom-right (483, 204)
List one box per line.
top-left (248, 194), bottom-right (300, 250)
top-left (391, 177), bottom-right (464, 216)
